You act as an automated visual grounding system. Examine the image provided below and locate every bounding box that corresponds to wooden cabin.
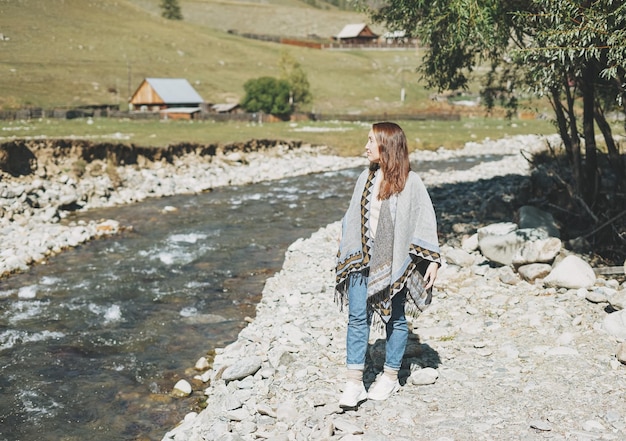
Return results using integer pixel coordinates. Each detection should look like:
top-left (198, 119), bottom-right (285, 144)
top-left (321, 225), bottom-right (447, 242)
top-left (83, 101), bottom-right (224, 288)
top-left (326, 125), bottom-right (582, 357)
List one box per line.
top-left (129, 78), bottom-right (204, 117)
top-left (159, 107), bottom-right (202, 120)
top-left (333, 24), bottom-right (379, 45)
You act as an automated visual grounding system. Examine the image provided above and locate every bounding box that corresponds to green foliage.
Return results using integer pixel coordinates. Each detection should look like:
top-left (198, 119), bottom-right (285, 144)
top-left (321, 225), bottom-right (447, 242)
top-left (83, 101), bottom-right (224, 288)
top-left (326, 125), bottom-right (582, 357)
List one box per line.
top-left (362, 0), bottom-right (508, 91)
top-left (1, 0), bottom-right (440, 113)
top-left (362, 0), bottom-right (626, 207)
top-left (278, 51), bottom-right (312, 110)
top-left (240, 77), bottom-right (292, 118)
top-left (512, 0), bottom-right (626, 108)
top-left (160, 0), bottom-right (183, 20)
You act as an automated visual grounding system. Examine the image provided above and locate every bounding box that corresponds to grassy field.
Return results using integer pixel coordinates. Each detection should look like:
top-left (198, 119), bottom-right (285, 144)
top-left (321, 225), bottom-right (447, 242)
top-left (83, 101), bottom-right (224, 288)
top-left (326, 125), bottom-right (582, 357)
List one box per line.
top-left (0, 0), bottom-right (413, 112)
top-left (127, 0), bottom-right (370, 38)
top-left (0, 0), bottom-right (549, 116)
top-left (0, 116), bottom-right (561, 156)
top-left (0, 0), bottom-right (568, 151)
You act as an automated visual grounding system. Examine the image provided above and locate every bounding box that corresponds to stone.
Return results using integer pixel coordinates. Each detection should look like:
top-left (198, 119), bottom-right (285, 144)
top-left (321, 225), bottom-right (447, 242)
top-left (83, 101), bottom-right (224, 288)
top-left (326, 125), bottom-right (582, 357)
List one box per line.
top-left (617, 343), bottom-right (626, 364)
top-left (183, 412), bottom-right (198, 423)
top-left (517, 263), bottom-right (552, 283)
top-left (172, 379), bottom-right (192, 397)
top-left (511, 237), bottom-right (562, 267)
top-left (221, 356), bottom-right (263, 382)
top-left (530, 420), bottom-right (552, 431)
top-left (194, 357), bottom-right (210, 371)
top-left (333, 418), bottom-right (364, 435)
top-left (257, 404), bottom-right (277, 418)
top-left (498, 266), bottom-right (520, 285)
top-left (517, 205), bottom-right (560, 237)
top-left (275, 401), bottom-right (299, 423)
top-left (543, 255), bottom-right (596, 289)
top-left (225, 408), bottom-right (249, 422)
top-left (409, 367), bottom-right (439, 385)
top-left (602, 310), bottom-right (626, 341)
top-left (461, 233), bottom-right (479, 252)
top-left (443, 246), bottom-right (475, 267)
top-left (586, 290), bottom-right (609, 304)
top-left (96, 219), bottom-right (120, 234)
top-left (608, 290), bottom-right (626, 311)
top-left (478, 224), bottom-right (549, 266)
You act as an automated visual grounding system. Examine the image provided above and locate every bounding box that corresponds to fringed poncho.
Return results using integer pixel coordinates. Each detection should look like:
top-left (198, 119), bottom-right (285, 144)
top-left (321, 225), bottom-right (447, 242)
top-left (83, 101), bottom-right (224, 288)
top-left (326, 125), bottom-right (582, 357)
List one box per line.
top-left (335, 168), bottom-right (441, 322)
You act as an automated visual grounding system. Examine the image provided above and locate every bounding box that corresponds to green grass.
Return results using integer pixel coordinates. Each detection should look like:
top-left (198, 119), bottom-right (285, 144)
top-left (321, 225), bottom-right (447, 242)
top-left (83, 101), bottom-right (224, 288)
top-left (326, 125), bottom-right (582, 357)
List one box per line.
top-left (0, 0), bottom-right (552, 116)
top-left (0, 0), bottom-right (566, 150)
top-left (0, 116), bottom-right (560, 156)
top-left (128, 0), bottom-right (368, 38)
top-left (0, 0), bottom-right (415, 113)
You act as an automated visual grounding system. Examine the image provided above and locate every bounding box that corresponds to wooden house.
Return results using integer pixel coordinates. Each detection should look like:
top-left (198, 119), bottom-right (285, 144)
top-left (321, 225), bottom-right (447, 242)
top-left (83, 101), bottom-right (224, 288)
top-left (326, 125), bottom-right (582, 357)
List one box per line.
top-left (333, 24), bottom-right (379, 45)
top-left (129, 78), bottom-right (204, 117)
top-left (159, 107), bottom-right (202, 120)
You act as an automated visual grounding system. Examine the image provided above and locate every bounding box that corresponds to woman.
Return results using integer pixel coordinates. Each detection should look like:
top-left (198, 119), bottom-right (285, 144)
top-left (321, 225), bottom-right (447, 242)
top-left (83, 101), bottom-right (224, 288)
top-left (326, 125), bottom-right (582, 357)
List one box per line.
top-left (335, 122), bottom-right (441, 408)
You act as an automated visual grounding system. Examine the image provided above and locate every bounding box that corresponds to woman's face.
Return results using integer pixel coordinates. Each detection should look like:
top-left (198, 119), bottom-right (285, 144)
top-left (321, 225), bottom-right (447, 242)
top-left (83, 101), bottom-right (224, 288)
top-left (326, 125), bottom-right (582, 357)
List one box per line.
top-left (365, 129), bottom-right (381, 163)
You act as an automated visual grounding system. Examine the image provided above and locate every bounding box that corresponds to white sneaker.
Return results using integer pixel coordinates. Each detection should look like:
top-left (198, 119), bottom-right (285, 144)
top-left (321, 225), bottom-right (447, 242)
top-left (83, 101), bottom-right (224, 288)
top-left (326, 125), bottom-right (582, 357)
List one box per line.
top-left (339, 381), bottom-right (367, 408)
top-left (367, 374), bottom-right (400, 401)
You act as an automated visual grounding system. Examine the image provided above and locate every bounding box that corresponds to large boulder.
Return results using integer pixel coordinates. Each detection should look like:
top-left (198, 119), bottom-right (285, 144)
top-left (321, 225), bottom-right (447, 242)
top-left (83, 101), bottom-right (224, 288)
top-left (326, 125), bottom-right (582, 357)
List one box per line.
top-left (477, 222), bottom-right (549, 266)
top-left (511, 237), bottom-right (562, 267)
top-left (543, 255), bottom-right (596, 289)
top-left (517, 205), bottom-right (560, 238)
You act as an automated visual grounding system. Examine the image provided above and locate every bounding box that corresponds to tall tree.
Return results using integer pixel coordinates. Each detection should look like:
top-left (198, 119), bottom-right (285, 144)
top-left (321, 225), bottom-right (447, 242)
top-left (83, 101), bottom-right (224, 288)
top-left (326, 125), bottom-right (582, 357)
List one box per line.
top-left (362, 0), bottom-right (625, 207)
top-left (278, 51), bottom-right (312, 111)
top-left (160, 0), bottom-right (183, 20)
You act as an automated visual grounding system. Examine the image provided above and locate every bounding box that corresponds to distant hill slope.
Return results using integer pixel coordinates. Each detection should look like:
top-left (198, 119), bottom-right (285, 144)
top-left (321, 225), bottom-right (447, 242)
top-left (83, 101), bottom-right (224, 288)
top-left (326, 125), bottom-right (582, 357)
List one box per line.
top-left (128, 0), bottom-right (370, 38)
top-left (0, 0), bottom-right (437, 114)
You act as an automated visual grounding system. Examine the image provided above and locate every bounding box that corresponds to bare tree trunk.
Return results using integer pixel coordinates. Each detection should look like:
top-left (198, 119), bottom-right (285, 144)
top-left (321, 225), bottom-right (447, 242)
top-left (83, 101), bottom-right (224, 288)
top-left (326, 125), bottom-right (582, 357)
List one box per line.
top-left (550, 87), bottom-right (571, 157)
top-left (580, 64), bottom-right (598, 205)
top-left (564, 80), bottom-right (584, 196)
top-left (594, 101), bottom-right (625, 186)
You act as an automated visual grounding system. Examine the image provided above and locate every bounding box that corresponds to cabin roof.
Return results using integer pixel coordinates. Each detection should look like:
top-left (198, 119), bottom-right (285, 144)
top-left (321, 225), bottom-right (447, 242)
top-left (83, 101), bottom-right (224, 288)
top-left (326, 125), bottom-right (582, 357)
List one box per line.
top-left (143, 78), bottom-right (204, 104)
top-left (335, 23), bottom-right (378, 39)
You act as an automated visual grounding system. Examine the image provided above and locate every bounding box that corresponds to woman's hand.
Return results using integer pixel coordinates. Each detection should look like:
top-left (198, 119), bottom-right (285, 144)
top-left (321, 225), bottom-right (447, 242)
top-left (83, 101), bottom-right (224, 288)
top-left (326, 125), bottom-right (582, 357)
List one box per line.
top-left (423, 261), bottom-right (439, 290)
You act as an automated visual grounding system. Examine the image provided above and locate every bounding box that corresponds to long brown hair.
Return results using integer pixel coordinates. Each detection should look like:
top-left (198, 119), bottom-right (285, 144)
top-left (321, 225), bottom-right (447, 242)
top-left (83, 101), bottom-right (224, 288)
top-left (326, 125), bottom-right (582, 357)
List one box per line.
top-left (372, 122), bottom-right (410, 199)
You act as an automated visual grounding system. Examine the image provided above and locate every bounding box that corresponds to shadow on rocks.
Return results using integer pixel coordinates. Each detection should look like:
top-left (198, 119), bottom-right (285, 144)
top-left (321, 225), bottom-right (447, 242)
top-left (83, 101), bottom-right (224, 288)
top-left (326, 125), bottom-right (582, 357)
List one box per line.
top-left (367, 335), bottom-right (441, 386)
top-left (429, 173), bottom-right (532, 248)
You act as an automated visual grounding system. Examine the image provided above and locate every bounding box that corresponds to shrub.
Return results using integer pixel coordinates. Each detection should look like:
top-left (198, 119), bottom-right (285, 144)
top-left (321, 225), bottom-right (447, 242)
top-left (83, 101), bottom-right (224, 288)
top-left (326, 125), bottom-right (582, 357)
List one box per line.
top-left (240, 77), bottom-right (292, 118)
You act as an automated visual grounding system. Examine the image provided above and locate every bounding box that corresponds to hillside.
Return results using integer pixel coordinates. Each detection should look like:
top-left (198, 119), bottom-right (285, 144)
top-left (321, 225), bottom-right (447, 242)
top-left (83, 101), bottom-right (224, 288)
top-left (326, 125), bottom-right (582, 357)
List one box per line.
top-left (0, 0), bottom-right (447, 115)
top-left (128, 0), bottom-right (370, 38)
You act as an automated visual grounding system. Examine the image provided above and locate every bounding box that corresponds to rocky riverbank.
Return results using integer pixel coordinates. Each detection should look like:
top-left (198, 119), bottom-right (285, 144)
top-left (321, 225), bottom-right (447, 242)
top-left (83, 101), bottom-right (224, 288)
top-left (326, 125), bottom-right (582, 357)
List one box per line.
top-left (159, 135), bottom-right (626, 441)
top-left (0, 138), bottom-right (366, 278)
top-left (2, 134), bottom-right (625, 440)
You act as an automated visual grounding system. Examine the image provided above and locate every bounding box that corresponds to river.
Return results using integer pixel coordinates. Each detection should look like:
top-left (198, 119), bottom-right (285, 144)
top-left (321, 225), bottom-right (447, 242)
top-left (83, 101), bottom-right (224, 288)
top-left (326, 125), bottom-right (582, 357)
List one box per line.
top-left (0, 167), bottom-right (363, 441)
top-left (0, 153), bottom-right (498, 441)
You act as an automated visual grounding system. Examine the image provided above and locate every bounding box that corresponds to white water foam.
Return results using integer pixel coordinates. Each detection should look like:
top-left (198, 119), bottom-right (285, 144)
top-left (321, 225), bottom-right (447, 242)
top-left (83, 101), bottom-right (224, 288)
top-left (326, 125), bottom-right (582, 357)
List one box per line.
top-left (169, 233), bottom-right (209, 244)
top-left (179, 306), bottom-right (198, 317)
top-left (39, 276), bottom-right (62, 286)
top-left (18, 285), bottom-right (38, 299)
top-left (6, 300), bottom-right (49, 323)
top-left (0, 329), bottom-right (65, 351)
top-left (140, 232), bottom-right (216, 266)
top-left (0, 288), bottom-right (14, 298)
top-left (88, 303), bottom-right (122, 324)
top-left (18, 389), bottom-right (63, 421)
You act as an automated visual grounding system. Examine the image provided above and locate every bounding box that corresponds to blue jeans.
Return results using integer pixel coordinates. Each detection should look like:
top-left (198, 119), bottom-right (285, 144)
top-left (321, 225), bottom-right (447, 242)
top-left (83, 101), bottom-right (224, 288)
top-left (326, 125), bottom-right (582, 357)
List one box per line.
top-left (346, 273), bottom-right (408, 371)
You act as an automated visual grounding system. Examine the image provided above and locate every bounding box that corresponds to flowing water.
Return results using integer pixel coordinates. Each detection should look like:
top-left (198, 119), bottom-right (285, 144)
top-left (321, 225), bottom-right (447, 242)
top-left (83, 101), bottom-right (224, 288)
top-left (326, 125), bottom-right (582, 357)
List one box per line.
top-left (0, 155), bottom-right (495, 441)
top-left (0, 167), bottom-right (361, 441)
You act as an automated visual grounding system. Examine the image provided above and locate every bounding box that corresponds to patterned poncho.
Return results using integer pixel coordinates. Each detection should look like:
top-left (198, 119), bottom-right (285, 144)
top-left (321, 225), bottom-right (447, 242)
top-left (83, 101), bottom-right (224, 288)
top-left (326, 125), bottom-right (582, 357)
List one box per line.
top-left (335, 168), bottom-right (441, 322)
